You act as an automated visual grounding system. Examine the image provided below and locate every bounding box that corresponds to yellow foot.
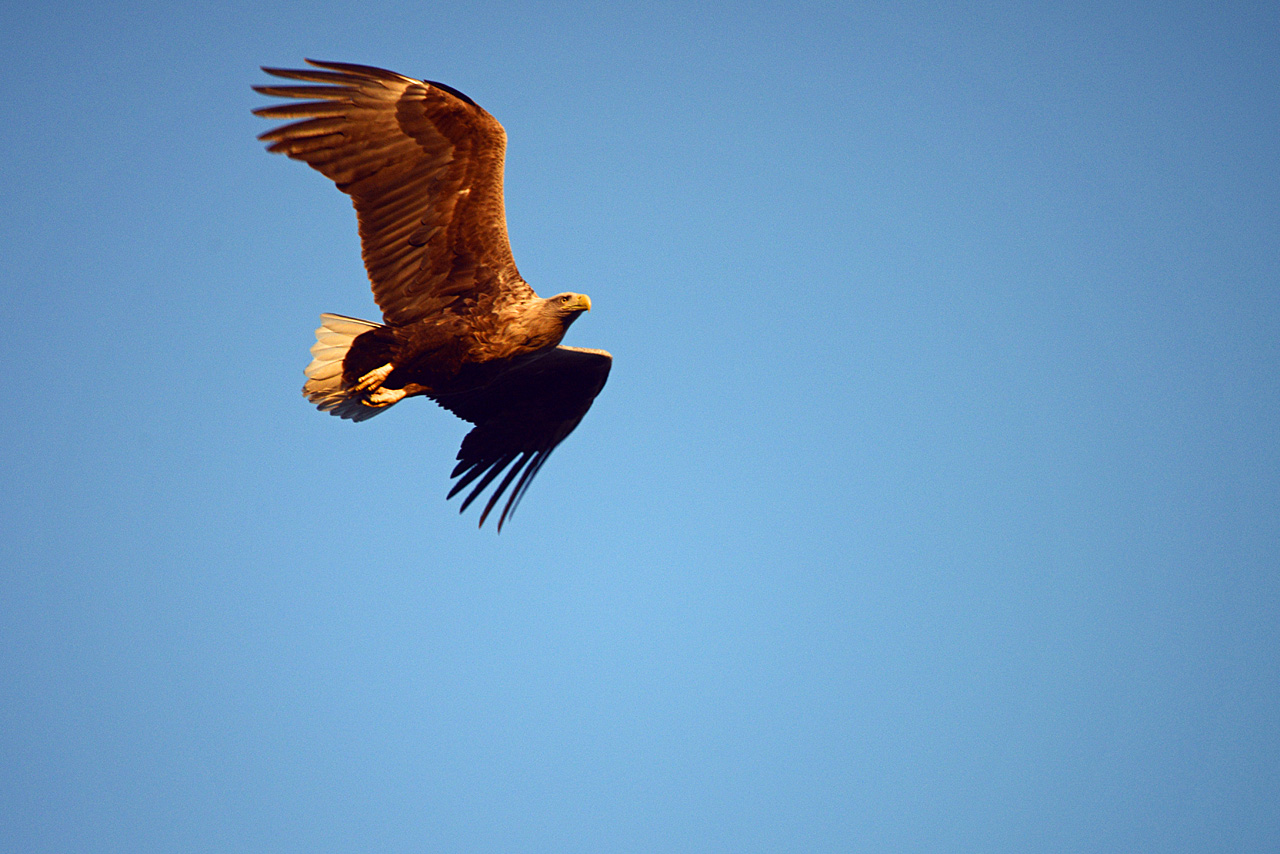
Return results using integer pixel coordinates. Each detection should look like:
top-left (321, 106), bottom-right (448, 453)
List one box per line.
top-left (352, 362), bottom-right (394, 393)
top-left (365, 387), bottom-right (408, 408)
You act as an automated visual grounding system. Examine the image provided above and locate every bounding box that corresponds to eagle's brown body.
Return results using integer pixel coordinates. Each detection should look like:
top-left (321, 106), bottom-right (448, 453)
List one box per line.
top-left (254, 60), bottom-right (610, 529)
top-left (343, 295), bottom-right (582, 395)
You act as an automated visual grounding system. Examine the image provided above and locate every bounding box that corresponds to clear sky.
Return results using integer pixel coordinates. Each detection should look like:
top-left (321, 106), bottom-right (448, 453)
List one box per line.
top-left (2, 1), bottom-right (1278, 851)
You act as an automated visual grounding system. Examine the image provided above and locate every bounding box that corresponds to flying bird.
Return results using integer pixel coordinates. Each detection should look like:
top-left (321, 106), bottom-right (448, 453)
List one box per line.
top-left (253, 60), bottom-right (611, 530)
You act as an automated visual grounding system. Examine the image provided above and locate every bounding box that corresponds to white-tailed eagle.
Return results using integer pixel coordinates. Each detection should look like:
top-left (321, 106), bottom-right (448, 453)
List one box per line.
top-left (254, 60), bottom-right (611, 530)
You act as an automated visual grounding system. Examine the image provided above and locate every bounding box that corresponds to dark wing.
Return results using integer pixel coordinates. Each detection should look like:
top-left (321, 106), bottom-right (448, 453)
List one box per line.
top-left (253, 59), bottom-right (532, 325)
top-left (435, 347), bottom-right (613, 531)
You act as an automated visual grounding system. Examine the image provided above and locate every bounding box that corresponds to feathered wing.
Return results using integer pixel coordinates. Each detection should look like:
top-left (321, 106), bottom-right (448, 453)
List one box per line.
top-left (253, 59), bottom-right (533, 324)
top-left (435, 347), bottom-right (613, 530)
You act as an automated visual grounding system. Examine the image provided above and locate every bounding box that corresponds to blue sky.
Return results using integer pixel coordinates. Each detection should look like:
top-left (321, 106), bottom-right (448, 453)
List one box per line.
top-left (2, 1), bottom-right (1278, 851)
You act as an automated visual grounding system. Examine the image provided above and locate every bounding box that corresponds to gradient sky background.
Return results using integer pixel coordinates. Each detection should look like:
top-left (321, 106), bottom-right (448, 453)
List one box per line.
top-left (2, 1), bottom-right (1278, 851)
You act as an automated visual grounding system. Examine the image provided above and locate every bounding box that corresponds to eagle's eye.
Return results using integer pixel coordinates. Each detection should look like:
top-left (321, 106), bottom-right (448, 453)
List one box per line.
top-left (560, 294), bottom-right (572, 304)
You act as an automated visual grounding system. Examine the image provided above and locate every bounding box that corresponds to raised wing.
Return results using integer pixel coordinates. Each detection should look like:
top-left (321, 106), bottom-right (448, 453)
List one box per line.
top-left (436, 347), bottom-right (613, 531)
top-left (253, 59), bottom-right (532, 325)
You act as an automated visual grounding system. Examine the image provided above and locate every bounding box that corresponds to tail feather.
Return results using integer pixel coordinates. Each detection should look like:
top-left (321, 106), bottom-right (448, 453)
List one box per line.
top-left (302, 313), bottom-right (388, 421)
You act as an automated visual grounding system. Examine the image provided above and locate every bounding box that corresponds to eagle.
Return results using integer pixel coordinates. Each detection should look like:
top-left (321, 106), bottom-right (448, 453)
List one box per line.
top-left (253, 60), bottom-right (611, 531)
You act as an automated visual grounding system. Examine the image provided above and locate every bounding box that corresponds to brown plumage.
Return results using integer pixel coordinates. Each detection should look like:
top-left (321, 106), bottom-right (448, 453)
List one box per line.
top-left (253, 59), bottom-right (611, 530)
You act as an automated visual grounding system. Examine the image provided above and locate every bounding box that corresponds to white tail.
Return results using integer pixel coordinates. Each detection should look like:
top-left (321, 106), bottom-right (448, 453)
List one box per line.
top-left (303, 313), bottom-right (388, 421)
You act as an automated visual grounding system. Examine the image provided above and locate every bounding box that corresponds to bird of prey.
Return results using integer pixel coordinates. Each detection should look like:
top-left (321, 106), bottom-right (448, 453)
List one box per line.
top-left (253, 60), bottom-right (611, 530)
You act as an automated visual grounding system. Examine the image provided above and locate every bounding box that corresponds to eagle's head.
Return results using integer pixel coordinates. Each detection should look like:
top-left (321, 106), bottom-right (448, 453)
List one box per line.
top-left (551, 292), bottom-right (592, 314)
top-left (515, 292), bottom-right (593, 350)
top-left (548, 292), bottom-right (592, 329)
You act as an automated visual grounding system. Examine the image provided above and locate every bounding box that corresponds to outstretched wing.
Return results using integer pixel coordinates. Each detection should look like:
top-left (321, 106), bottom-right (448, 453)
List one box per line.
top-left (435, 347), bottom-right (613, 531)
top-left (253, 59), bottom-right (532, 325)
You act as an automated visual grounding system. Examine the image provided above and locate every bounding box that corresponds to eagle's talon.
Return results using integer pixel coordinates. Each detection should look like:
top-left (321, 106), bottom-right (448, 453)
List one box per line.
top-left (365, 387), bottom-right (408, 407)
top-left (352, 362), bottom-right (394, 393)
